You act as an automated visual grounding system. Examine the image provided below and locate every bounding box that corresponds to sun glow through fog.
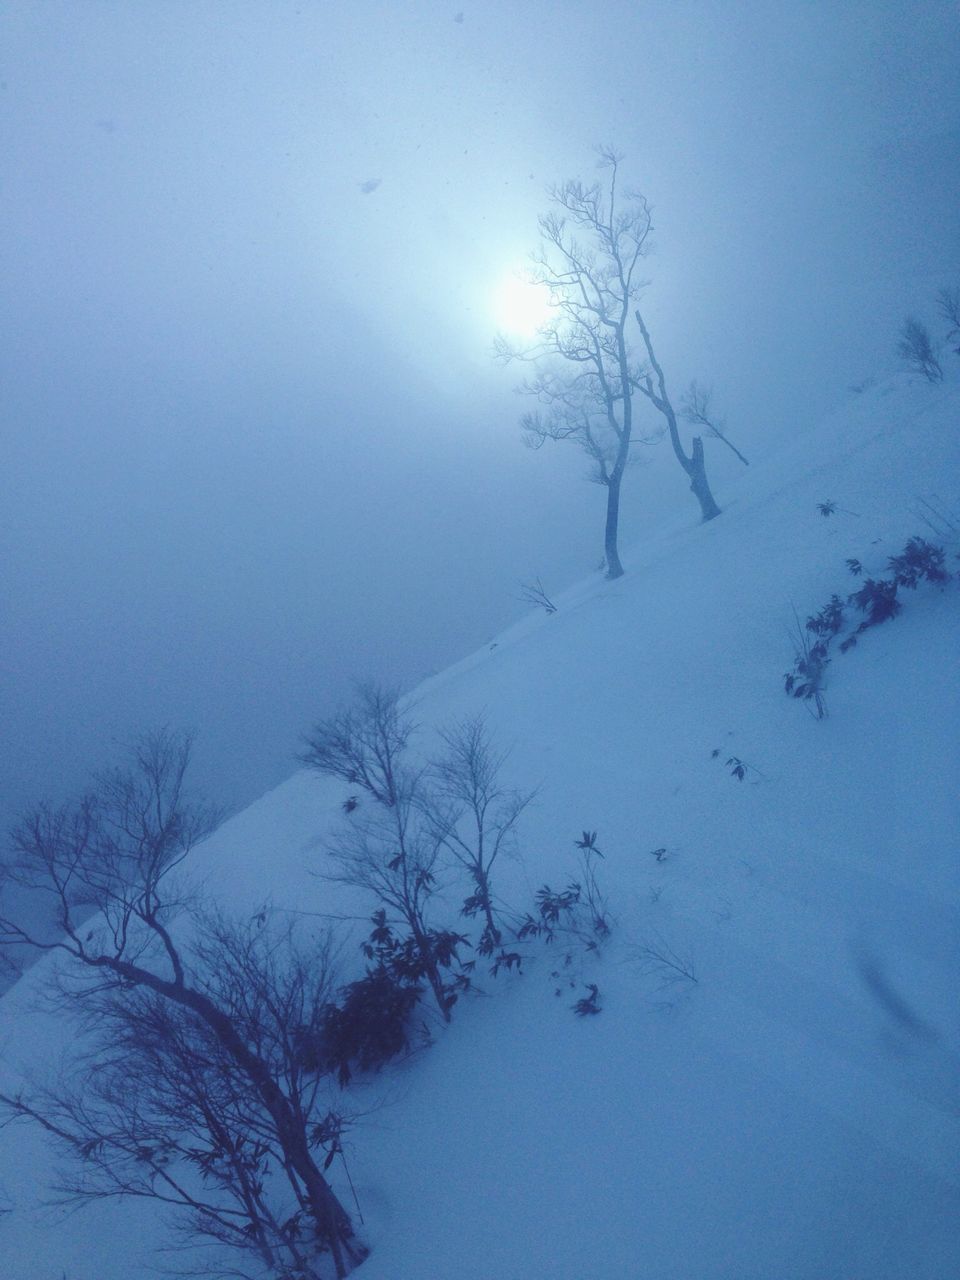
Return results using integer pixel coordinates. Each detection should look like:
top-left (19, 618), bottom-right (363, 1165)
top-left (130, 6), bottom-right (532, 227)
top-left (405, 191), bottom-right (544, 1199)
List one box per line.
top-left (493, 272), bottom-right (552, 337)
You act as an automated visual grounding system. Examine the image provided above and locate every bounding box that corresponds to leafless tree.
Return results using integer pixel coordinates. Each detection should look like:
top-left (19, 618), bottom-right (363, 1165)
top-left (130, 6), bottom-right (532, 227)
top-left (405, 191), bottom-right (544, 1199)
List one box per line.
top-left (306, 690), bottom-right (468, 1022)
top-left (629, 309), bottom-right (722, 522)
top-left (305, 694), bottom-right (535, 1005)
top-left (0, 731), bottom-right (365, 1279)
top-left (426, 716), bottom-right (535, 952)
top-left (681, 381), bottom-right (749, 467)
top-left (1, 919), bottom-right (356, 1280)
top-left (324, 784), bottom-right (464, 1021)
top-left (897, 317), bottom-right (943, 382)
top-left (496, 149), bottom-right (721, 578)
top-left (937, 286), bottom-right (960, 355)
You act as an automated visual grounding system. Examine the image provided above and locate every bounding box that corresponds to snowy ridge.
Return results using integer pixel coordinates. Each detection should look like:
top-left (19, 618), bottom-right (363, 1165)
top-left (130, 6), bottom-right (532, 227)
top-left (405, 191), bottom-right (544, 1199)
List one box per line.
top-left (1, 372), bottom-right (958, 1279)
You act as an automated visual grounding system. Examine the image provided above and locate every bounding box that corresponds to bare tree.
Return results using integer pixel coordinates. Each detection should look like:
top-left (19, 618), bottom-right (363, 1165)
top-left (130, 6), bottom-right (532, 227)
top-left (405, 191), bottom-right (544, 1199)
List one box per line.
top-left (305, 695), bottom-right (535, 1004)
top-left (630, 308), bottom-right (722, 522)
top-left (0, 731), bottom-right (365, 1280)
top-left (305, 690), bottom-right (469, 1022)
top-left (897, 317), bottom-right (943, 382)
top-left (427, 716), bottom-right (535, 953)
top-left (497, 149), bottom-right (721, 578)
top-left (1, 919), bottom-right (356, 1280)
top-left (324, 785), bottom-right (466, 1022)
top-left (681, 381), bottom-right (749, 467)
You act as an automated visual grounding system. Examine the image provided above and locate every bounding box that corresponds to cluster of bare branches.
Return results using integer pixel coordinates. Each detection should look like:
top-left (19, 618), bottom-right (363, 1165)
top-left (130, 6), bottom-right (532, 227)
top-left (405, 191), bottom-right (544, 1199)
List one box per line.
top-left (518, 576), bottom-right (557, 614)
top-left (681, 381), bottom-right (749, 467)
top-left (427, 715), bottom-right (535, 952)
top-left (897, 317), bottom-right (943, 383)
top-left (0, 732), bottom-right (366, 1279)
top-left (304, 687), bottom-right (536, 1006)
top-left (629, 930), bottom-right (698, 1004)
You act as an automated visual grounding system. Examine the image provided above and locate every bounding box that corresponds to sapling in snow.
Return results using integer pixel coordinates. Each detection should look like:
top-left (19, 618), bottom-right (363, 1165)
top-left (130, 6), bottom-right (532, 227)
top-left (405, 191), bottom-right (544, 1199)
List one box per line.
top-left (426, 714), bottom-right (536, 958)
top-left (519, 577), bottom-right (558, 614)
top-left (517, 834), bottom-right (611, 949)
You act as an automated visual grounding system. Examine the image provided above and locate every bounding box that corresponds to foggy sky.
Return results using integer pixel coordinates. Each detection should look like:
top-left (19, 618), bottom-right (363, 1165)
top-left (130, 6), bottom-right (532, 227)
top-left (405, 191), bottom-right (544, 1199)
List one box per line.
top-left (2, 0), bottom-right (958, 834)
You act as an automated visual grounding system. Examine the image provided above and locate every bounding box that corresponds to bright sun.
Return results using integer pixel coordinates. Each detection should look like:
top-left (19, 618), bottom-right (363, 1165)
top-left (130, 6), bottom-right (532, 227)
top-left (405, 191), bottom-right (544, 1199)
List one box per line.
top-left (493, 272), bottom-right (552, 336)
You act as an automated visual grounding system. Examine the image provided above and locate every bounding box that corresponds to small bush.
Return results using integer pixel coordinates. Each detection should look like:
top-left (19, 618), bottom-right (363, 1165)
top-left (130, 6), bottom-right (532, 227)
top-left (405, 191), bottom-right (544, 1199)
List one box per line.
top-left (784, 535), bottom-right (952, 714)
top-left (887, 536), bottom-right (949, 588)
top-left (848, 576), bottom-right (901, 628)
top-left (319, 967), bottom-right (422, 1086)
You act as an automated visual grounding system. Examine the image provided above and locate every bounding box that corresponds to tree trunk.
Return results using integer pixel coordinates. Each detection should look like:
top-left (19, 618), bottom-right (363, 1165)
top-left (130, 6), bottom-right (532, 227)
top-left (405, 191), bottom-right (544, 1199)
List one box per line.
top-left (634, 308), bottom-right (722, 523)
top-left (687, 436), bottom-right (721, 522)
top-left (475, 870), bottom-right (501, 947)
top-left (106, 957), bottom-right (364, 1277)
top-left (603, 473), bottom-right (625, 579)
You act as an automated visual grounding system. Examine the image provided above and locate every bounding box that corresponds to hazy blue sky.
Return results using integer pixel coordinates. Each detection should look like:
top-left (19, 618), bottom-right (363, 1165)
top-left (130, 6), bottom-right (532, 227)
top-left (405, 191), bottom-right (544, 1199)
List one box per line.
top-left (2, 0), bottom-right (958, 832)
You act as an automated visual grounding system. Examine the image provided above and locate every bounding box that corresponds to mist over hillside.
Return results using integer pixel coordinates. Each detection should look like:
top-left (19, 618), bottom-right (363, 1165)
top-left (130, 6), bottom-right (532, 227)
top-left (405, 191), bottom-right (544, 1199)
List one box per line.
top-left (3, 0), bottom-right (958, 846)
top-left (1, 369), bottom-right (958, 1279)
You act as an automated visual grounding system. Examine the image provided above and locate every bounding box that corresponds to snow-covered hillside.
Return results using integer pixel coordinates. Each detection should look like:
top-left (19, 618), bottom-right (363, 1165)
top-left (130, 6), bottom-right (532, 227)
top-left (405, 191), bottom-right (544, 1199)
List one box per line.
top-left (2, 372), bottom-right (958, 1279)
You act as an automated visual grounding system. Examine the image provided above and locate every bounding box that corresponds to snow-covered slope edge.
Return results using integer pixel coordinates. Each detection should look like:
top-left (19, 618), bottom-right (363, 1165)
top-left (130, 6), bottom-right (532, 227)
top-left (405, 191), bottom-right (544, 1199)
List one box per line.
top-left (1, 372), bottom-right (958, 1279)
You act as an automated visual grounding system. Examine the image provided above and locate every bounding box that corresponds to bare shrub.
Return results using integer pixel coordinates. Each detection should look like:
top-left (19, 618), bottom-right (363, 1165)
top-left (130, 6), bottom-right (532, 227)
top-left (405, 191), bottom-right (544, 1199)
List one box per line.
top-left (897, 317), bottom-right (943, 382)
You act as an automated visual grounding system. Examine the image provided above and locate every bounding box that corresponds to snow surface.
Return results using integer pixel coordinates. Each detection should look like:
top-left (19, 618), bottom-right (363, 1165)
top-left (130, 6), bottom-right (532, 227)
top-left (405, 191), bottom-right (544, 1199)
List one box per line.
top-left (1, 372), bottom-right (958, 1278)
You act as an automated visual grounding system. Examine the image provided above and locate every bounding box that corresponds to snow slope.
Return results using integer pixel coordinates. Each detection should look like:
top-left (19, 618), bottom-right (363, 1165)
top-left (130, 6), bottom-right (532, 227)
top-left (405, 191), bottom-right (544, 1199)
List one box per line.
top-left (2, 372), bottom-right (958, 1279)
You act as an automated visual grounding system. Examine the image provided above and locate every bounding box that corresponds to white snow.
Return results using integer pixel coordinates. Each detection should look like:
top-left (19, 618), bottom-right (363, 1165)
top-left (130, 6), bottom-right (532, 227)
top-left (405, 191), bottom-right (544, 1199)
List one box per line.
top-left (1, 371), bottom-right (958, 1279)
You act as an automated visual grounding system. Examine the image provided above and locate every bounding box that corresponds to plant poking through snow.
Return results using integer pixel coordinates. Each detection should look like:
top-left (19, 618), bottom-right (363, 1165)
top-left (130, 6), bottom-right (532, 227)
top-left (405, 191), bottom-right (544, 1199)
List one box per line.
top-left (784, 536), bottom-right (953, 713)
top-left (846, 577), bottom-right (901, 631)
top-left (517, 835), bottom-right (611, 950)
top-left (631, 932), bottom-right (698, 997)
top-left (783, 595), bottom-right (845, 717)
top-left (426, 715), bottom-right (536, 960)
top-left (312, 1112), bottom-right (365, 1227)
top-left (572, 983), bottom-right (602, 1016)
top-left (519, 577), bottom-right (557, 614)
top-left (897, 317), bottom-right (943, 383)
top-left (912, 496), bottom-right (960, 542)
top-left (887, 537), bottom-right (950, 589)
top-left (711, 748), bottom-right (767, 781)
top-left (724, 755), bottom-right (766, 782)
top-left (817, 499), bottom-right (860, 518)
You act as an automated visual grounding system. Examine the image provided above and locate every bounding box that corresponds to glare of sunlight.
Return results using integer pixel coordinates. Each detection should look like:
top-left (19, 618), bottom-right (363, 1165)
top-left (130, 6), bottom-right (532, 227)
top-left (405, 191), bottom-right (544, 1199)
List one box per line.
top-left (493, 272), bottom-right (553, 337)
